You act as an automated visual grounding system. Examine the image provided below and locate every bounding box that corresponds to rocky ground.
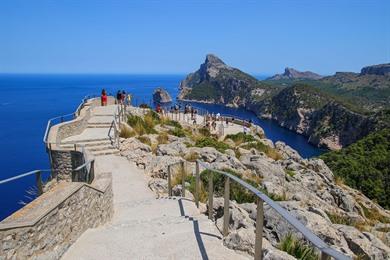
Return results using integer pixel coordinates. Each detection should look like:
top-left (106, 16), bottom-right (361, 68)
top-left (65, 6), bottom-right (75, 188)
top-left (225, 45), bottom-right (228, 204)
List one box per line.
top-left (119, 108), bottom-right (390, 259)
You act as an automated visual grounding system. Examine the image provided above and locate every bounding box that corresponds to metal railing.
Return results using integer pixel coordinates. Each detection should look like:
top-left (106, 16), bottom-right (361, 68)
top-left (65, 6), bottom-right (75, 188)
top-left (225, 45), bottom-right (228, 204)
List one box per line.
top-left (0, 158), bottom-right (95, 197)
top-left (167, 160), bottom-right (350, 260)
top-left (108, 103), bottom-right (127, 149)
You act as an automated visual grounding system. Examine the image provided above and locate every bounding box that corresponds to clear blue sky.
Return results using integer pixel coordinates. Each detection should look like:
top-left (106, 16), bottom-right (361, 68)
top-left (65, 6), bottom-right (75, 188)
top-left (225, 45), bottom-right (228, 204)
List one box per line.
top-left (0, 0), bottom-right (389, 75)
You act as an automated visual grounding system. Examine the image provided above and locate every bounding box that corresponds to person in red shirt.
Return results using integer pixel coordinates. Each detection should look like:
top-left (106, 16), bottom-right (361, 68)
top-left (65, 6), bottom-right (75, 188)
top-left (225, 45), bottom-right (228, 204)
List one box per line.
top-left (101, 89), bottom-right (107, 106)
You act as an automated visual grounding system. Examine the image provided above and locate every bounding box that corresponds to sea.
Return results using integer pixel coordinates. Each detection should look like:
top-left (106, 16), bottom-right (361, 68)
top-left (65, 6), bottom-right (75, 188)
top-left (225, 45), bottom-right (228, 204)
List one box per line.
top-left (0, 74), bottom-right (324, 220)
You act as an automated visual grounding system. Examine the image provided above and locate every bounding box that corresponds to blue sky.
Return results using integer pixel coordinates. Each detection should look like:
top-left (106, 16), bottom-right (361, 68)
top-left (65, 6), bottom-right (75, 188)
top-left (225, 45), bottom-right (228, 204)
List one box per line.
top-left (0, 0), bottom-right (389, 75)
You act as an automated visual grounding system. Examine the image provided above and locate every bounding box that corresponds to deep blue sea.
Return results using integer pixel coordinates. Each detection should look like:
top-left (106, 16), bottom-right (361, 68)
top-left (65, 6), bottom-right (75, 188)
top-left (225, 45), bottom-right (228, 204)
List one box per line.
top-left (0, 74), bottom-right (323, 220)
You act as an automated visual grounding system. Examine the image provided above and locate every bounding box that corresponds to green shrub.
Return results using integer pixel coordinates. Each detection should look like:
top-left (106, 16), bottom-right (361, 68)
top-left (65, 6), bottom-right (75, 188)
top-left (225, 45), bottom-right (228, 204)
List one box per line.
top-left (284, 169), bottom-right (296, 178)
top-left (225, 132), bottom-right (255, 145)
top-left (164, 119), bottom-right (182, 129)
top-left (198, 127), bottom-right (211, 137)
top-left (242, 141), bottom-right (282, 160)
top-left (139, 103), bottom-right (150, 108)
top-left (195, 137), bottom-right (230, 153)
top-left (320, 129), bottom-right (390, 209)
top-left (127, 114), bottom-right (157, 135)
top-left (169, 127), bottom-right (186, 137)
top-left (278, 233), bottom-right (318, 260)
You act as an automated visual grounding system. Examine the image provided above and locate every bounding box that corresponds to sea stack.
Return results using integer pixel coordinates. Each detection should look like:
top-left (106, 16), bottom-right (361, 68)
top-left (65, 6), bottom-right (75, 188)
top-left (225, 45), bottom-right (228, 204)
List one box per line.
top-left (153, 88), bottom-right (172, 103)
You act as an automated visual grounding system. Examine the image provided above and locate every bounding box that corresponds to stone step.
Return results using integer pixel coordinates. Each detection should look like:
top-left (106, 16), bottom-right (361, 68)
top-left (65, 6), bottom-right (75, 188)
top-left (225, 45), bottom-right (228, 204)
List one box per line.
top-left (87, 123), bottom-right (113, 128)
top-left (61, 138), bottom-right (111, 145)
top-left (92, 149), bottom-right (120, 156)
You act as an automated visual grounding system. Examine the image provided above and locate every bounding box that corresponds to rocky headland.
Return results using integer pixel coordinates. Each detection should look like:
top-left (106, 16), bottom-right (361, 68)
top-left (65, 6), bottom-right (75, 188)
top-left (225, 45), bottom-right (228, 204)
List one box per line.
top-left (118, 107), bottom-right (390, 259)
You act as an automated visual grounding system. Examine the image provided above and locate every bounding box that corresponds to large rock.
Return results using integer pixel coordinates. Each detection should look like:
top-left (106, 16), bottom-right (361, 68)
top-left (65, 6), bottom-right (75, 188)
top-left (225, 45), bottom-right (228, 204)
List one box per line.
top-left (335, 225), bottom-right (390, 259)
top-left (145, 155), bottom-right (183, 179)
top-left (152, 88), bottom-right (172, 103)
top-left (156, 140), bottom-right (188, 156)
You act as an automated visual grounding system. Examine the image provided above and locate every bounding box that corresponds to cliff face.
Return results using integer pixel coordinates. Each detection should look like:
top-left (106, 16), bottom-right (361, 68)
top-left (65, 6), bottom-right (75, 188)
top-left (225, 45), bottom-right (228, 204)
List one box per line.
top-left (361, 63), bottom-right (390, 76)
top-left (267, 67), bottom-right (323, 80)
top-left (179, 55), bottom-right (388, 150)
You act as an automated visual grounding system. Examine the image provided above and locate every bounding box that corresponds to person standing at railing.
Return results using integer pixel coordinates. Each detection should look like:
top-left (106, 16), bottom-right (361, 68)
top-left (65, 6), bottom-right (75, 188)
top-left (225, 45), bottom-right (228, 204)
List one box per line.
top-left (101, 89), bottom-right (107, 106)
top-left (116, 90), bottom-right (122, 105)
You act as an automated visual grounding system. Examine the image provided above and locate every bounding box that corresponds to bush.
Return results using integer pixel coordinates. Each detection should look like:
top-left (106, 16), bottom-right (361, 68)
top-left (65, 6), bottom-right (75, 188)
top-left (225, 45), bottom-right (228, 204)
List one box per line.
top-left (139, 103), bottom-right (150, 108)
top-left (320, 129), bottom-right (390, 209)
top-left (169, 127), bottom-right (186, 137)
top-left (198, 127), bottom-right (211, 137)
top-left (242, 141), bottom-right (282, 160)
top-left (195, 137), bottom-right (231, 153)
top-left (278, 233), bottom-right (318, 260)
top-left (127, 114), bottom-right (157, 135)
top-left (163, 119), bottom-right (182, 129)
top-left (225, 132), bottom-right (255, 145)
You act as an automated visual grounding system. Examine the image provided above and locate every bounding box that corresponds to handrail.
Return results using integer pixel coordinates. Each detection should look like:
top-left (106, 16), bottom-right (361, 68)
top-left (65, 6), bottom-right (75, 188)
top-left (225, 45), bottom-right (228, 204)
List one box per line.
top-left (167, 159), bottom-right (351, 260)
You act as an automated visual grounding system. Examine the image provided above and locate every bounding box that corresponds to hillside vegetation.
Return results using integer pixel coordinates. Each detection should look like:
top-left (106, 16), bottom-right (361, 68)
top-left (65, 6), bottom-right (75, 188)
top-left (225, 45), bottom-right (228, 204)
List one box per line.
top-left (320, 129), bottom-right (390, 209)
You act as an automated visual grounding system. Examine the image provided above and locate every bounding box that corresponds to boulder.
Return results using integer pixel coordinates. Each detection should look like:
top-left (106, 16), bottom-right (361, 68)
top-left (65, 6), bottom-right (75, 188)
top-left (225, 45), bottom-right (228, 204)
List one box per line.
top-left (145, 155), bottom-right (183, 178)
top-left (156, 140), bottom-right (188, 156)
top-left (275, 141), bottom-right (303, 163)
top-left (148, 178), bottom-right (168, 196)
top-left (152, 87), bottom-right (172, 103)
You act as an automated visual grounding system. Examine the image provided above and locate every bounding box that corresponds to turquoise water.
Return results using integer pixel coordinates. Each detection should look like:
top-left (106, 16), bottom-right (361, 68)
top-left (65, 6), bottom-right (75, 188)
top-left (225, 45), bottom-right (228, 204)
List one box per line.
top-left (0, 74), bottom-right (323, 220)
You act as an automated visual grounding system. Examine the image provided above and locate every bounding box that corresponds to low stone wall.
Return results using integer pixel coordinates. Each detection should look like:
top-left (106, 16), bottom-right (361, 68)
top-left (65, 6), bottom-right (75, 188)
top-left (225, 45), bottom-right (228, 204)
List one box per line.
top-left (0, 173), bottom-right (113, 260)
top-left (50, 149), bottom-right (85, 181)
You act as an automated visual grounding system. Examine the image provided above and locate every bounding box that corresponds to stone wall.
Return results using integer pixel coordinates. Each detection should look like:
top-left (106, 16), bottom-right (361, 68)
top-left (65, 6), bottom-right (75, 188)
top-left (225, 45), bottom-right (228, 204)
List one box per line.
top-left (49, 150), bottom-right (85, 182)
top-left (0, 174), bottom-right (113, 260)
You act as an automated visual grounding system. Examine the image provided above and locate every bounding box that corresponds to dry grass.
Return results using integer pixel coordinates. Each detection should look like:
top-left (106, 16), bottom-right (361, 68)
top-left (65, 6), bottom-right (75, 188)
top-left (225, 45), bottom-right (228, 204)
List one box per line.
top-left (184, 152), bottom-right (199, 162)
top-left (334, 175), bottom-right (345, 186)
top-left (137, 136), bottom-right (152, 146)
top-left (157, 132), bottom-right (169, 144)
top-left (119, 126), bottom-right (136, 138)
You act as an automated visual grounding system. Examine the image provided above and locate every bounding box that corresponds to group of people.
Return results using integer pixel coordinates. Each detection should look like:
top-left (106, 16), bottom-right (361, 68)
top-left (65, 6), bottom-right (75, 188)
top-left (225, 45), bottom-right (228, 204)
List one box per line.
top-left (100, 89), bottom-right (132, 106)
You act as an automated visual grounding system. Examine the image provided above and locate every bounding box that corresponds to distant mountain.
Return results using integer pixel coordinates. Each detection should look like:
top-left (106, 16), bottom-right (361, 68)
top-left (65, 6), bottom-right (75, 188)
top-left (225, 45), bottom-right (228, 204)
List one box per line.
top-left (361, 63), bottom-right (390, 76)
top-left (267, 67), bottom-right (323, 80)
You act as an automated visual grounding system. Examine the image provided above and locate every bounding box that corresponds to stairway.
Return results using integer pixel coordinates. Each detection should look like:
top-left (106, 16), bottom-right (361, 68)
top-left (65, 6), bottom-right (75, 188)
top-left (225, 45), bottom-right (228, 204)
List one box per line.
top-left (60, 105), bottom-right (120, 156)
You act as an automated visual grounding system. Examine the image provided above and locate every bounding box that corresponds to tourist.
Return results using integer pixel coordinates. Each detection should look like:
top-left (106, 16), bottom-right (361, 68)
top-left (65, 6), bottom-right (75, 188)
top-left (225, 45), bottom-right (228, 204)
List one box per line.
top-left (225, 117), bottom-right (229, 126)
top-left (212, 120), bottom-right (217, 131)
top-left (121, 90), bottom-right (126, 104)
top-left (156, 104), bottom-right (161, 113)
top-left (216, 112), bottom-right (220, 121)
top-left (101, 89), bottom-right (107, 106)
top-left (116, 90), bottom-right (122, 104)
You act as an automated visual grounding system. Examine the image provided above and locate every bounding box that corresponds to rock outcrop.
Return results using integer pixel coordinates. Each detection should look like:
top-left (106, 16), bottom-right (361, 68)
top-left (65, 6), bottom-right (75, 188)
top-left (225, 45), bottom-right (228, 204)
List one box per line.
top-left (152, 88), bottom-right (172, 103)
top-left (360, 63), bottom-right (390, 76)
top-left (267, 67), bottom-right (323, 80)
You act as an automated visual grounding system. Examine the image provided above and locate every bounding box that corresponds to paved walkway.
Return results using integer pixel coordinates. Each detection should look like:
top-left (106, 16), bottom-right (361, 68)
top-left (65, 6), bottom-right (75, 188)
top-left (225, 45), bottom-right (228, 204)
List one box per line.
top-left (61, 105), bottom-right (249, 260)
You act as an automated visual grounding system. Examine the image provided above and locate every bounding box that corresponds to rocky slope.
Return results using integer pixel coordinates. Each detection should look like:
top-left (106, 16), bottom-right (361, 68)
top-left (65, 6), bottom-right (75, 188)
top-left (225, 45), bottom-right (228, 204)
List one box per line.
top-left (119, 108), bottom-right (390, 259)
top-left (153, 87), bottom-right (172, 103)
top-left (267, 67), bottom-right (322, 80)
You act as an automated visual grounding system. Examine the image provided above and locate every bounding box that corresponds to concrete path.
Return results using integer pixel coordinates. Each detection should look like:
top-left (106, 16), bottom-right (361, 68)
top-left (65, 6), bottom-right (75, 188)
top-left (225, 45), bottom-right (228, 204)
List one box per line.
top-left (61, 105), bottom-right (249, 260)
top-left (62, 155), bottom-right (249, 260)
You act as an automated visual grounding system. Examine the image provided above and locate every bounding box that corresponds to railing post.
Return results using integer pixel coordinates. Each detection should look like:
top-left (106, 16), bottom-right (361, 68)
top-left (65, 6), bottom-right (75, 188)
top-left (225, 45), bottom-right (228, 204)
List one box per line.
top-left (168, 165), bottom-right (172, 196)
top-left (321, 253), bottom-right (330, 260)
top-left (88, 160), bottom-right (95, 184)
top-left (35, 170), bottom-right (43, 195)
top-left (223, 177), bottom-right (230, 237)
top-left (208, 171), bottom-right (213, 220)
top-left (195, 161), bottom-right (200, 208)
top-left (254, 198), bottom-right (264, 260)
top-left (181, 161), bottom-right (185, 197)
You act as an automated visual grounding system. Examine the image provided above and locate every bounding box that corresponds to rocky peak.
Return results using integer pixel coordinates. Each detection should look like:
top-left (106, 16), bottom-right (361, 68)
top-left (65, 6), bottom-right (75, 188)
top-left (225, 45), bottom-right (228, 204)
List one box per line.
top-left (200, 54), bottom-right (231, 78)
top-left (360, 63), bottom-right (390, 76)
top-left (268, 67), bottom-right (322, 80)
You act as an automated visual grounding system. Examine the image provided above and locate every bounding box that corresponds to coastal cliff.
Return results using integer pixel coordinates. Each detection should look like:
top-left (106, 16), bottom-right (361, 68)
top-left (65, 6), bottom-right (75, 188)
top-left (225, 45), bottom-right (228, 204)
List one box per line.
top-left (178, 54), bottom-right (388, 150)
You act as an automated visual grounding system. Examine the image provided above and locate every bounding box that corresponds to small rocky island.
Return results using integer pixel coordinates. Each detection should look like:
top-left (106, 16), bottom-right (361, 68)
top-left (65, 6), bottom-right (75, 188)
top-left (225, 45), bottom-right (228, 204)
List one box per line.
top-left (153, 87), bottom-right (172, 103)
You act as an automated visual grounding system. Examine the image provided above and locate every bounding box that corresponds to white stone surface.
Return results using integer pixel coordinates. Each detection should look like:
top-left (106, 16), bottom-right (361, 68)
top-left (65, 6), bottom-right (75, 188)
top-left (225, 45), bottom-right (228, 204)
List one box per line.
top-left (62, 155), bottom-right (249, 260)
